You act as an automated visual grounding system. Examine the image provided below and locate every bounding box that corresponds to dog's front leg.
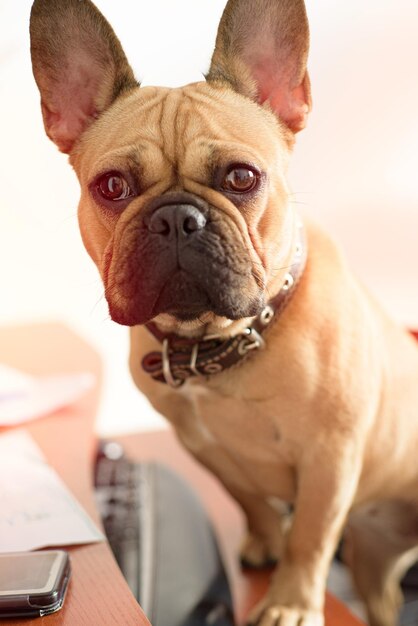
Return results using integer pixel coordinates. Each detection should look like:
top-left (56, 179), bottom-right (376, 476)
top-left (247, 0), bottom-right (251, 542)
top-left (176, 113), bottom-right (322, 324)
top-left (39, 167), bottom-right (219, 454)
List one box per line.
top-left (248, 444), bottom-right (361, 626)
top-left (174, 425), bottom-right (290, 568)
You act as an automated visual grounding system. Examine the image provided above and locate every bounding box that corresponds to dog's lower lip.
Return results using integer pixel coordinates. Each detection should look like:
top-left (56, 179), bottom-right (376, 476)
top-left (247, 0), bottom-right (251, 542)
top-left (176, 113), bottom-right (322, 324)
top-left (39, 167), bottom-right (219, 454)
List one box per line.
top-left (172, 311), bottom-right (204, 322)
top-left (164, 304), bottom-right (208, 321)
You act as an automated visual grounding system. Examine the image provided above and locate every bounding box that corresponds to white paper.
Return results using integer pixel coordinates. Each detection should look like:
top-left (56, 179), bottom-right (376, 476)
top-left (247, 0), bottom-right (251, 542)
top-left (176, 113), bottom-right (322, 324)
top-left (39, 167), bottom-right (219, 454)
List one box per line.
top-left (0, 430), bottom-right (104, 552)
top-left (0, 364), bottom-right (94, 425)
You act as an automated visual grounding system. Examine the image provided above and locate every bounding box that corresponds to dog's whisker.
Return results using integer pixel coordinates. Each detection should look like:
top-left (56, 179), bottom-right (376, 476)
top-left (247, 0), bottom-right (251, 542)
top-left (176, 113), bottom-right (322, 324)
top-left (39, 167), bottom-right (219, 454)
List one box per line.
top-left (89, 291), bottom-right (106, 317)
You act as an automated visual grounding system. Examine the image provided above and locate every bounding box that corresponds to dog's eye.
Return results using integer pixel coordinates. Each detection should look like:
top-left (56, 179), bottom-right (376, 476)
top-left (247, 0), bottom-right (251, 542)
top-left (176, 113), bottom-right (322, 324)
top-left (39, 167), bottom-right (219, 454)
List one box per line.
top-left (222, 166), bottom-right (258, 194)
top-left (96, 172), bottom-right (133, 201)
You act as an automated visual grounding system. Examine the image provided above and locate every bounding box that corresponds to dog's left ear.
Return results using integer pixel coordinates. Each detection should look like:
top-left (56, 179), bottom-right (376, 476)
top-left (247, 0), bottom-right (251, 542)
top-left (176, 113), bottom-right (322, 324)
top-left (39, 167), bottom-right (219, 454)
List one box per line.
top-left (207, 0), bottom-right (311, 133)
top-left (30, 0), bottom-right (138, 153)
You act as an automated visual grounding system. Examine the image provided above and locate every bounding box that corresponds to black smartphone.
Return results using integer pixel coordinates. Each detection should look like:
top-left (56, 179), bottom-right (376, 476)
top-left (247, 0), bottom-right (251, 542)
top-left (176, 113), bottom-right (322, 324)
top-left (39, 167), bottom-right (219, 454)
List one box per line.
top-left (0, 550), bottom-right (71, 618)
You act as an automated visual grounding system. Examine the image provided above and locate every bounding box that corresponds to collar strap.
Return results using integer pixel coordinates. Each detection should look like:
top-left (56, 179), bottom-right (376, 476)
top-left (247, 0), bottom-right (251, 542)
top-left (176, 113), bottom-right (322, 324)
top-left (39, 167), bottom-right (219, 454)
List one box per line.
top-left (142, 220), bottom-right (307, 387)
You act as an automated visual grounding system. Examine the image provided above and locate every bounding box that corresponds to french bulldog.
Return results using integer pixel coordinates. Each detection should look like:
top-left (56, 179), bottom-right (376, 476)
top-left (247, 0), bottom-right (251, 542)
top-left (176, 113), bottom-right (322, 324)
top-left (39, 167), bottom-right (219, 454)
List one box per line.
top-left (30, 1), bottom-right (418, 625)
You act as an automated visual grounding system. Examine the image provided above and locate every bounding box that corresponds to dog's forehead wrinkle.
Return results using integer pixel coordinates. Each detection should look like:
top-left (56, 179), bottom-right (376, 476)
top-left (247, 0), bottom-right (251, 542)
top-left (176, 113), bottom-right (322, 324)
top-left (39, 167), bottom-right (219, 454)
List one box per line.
top-left (141, 83), bottom-right (282, 166)
top-left (156, 89), bottom-right (178, 169)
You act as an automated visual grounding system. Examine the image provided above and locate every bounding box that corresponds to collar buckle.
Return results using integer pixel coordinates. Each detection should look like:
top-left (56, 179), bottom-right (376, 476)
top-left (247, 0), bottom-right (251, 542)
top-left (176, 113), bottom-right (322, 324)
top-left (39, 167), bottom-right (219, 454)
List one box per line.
top-left (238, 327), bottom-right (266, 355)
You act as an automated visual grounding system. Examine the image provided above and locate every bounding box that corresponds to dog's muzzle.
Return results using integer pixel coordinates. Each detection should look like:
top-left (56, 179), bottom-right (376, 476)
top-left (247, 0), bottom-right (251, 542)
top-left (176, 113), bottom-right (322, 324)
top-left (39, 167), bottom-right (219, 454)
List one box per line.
top-left (107, 192), bottom-right (264, 326)
top-left (142, 194), bottom-right (211, 321)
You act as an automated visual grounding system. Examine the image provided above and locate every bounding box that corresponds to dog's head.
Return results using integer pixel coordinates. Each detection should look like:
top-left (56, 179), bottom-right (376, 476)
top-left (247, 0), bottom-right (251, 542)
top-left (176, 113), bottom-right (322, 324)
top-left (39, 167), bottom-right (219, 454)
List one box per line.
top-left (30, 0), bottom-right (311, 333)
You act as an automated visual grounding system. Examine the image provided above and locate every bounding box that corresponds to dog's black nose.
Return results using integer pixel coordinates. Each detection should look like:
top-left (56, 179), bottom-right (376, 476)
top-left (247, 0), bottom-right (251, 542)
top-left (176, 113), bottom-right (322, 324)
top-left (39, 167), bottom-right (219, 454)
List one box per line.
top-left (147, 204), bottom-right (207, 238)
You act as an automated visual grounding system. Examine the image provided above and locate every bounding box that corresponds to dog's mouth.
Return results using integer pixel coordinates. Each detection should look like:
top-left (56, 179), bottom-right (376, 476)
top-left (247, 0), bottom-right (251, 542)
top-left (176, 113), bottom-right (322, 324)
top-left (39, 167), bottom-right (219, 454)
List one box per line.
top-left (107, 267), bottom-right (265, 326)
top-left (153, 270), bottom-right (211, 321)
top-left (107, 257), bottom-right (266, 326)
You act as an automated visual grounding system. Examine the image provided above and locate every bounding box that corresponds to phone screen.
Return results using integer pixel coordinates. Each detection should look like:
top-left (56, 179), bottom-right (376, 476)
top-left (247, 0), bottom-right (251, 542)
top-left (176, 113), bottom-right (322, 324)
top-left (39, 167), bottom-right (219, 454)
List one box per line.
top-left (0, 552), bottom-right (61, 595)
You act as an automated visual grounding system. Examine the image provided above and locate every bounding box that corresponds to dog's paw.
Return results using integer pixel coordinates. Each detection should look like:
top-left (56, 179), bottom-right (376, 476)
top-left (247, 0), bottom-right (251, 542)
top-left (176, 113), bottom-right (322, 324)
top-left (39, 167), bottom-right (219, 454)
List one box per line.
top-left (247, 599), bottom-right (324, 626)
top-left (240, 532), bottom-right (283, 569)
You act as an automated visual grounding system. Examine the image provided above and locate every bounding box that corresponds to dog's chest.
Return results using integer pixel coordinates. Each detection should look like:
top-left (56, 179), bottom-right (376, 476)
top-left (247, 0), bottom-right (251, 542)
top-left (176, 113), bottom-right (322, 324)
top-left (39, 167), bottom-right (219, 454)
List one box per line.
top-left (180, 382), bottom-right (299, 501)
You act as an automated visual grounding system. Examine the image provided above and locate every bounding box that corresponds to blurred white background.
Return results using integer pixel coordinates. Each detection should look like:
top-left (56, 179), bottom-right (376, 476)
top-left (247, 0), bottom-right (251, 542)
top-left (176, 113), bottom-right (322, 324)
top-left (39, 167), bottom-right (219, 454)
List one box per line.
top-left (1, 0), bottom-right (417, 435)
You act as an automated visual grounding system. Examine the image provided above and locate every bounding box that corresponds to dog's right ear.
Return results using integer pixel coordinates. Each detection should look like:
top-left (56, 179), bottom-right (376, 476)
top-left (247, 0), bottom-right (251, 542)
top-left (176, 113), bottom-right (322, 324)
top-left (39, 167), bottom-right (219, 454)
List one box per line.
top-left (30, 0), bottom-right (138, 154)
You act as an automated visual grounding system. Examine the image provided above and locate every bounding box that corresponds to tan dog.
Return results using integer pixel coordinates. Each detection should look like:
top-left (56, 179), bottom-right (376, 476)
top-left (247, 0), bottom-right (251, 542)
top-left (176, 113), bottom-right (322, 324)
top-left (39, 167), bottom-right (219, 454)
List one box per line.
top-left (30, 1), bottom-right (418, 625)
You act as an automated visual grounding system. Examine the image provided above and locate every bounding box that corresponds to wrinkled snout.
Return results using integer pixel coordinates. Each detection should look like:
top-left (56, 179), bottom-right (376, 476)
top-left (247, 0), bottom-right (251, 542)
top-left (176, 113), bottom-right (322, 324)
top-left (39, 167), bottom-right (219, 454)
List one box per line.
top-left (107, 192), bottom-right (265, 326)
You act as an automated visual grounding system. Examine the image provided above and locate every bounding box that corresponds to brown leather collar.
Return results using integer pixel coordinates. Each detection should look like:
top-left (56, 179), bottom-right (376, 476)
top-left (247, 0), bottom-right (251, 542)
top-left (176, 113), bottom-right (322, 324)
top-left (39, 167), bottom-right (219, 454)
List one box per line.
top-left (142, 219), bottom-right (307, 387)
